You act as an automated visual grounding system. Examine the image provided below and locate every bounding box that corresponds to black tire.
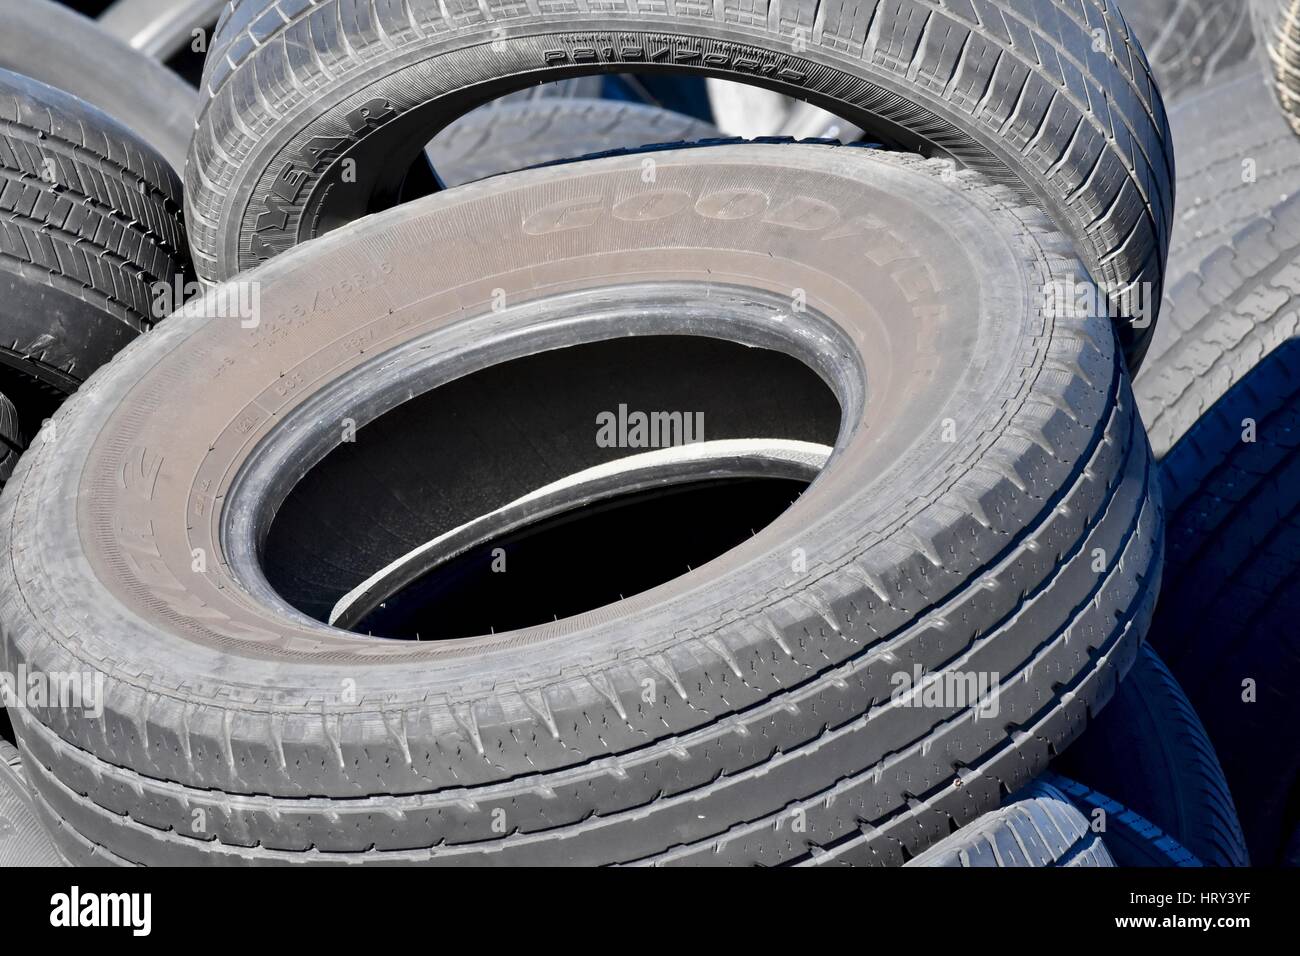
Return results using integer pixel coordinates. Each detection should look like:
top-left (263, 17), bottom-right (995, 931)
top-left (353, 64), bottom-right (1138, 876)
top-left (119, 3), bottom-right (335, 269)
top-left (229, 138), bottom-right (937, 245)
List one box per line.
top-left (0, 741), bottom-right (65, 866)
top-left (99, 0), bottom-right (229, 60)
top-left (1047, 774), bottom-right (1201, 866)
top-left (1121, 0), bottom-right (1256, 103)
top-left (99, 0), bottom-right (602, 99)
top-left (1133, 193), bottom-right (1300, 863)
top-left (903, 777), bottom-right (1115, 867)
top-left (1055, 645), bottom-right (1249, 866)
top-left (0, 0), bottom-right (198, 172)
top-left (1251, 0), bottom-right (1300, 133)
top-left (1285, 824), bottom-right (1300, 866)
top-left (3, 144), bottom-right (1160, 866)
top-left (0, 392), bottom-right (23, 487)
top-left (427, 98), bottom-right (721, 188)
top-left (187, 0), bottom-right (1174, 370)
top-left (1148, 350), bottom-right (1300, 864)
top-left (0, 69), bottom-right (192, 396)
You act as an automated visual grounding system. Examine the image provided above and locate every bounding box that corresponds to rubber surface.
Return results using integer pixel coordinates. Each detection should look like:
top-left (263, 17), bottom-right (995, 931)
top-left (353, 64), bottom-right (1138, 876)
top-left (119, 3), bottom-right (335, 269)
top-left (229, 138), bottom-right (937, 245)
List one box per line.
top-left (1252, 0), bottom-right (1300, 133)
top-left (0, 0), bottom-right (199, 172)
top-left (427, 98), bottom-right (722, 187)
top-left (1055, 644), bottom-right (1249, 866)
top-left (0, 392), bottom-right (22, 487)
top-left (5, 144), bottom-right (1159, 866)
top-left (1133, 189), bottom-right (1300, 864)
top-left (1122, 0), bottom-right (1255, 102)
top-left (187, 0), bottom-right (1174, 370)
top-left (1135, 186), bottom-right (1300, 460)
top-left (0, 741), bottom-right (66, 866)
top-left (1155, 68), bottom-right (1297, 300)
top-left (100, 0), bottom-right (228, 59)
top-left (1147, 341), bottom-right (1300, 865)
top-left (0, 69), bottom-right (192, 395)
top-left (1047, 774), bottom-right (1201, 866)
top-left (904, 777), bottom-right (1114, 866)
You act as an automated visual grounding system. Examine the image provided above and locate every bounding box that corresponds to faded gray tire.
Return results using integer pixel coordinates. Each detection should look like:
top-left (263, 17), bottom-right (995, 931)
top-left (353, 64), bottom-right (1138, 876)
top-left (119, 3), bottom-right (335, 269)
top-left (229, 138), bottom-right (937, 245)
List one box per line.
top-left (0, 742), bottom-right (65, 866)
top-left (1122, 0), bottom-right (1256, 102)
top-left (1055, 645), bottom-right (1249, 866)
top-left (1156, 67), bottom-right (1297, 305)
top-left (427, 99), bottom-right (721, 188)
top-left (0, 69), bottom-right (191, 395)
top-left (1252, 0), bottom-right (1300, 133)
top-left (187, 0), bottom-right (1173, 370)
top-left (0, 0), bottom-right (198, 172)
top-left (3, 144), bottom-right (1160, 866)
top-left (99, 0), bottom-right (227, 60)
top-left (1135, 188), bottom-right (1300, 459)
top-left (904, 777), bottom-right (1114, 867)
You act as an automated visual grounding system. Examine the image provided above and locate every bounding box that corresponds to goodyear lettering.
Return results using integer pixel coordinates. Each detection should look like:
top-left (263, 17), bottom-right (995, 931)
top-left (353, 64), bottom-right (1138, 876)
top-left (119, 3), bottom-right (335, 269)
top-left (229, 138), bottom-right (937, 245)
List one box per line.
top-left (525, 188), bottom-right (850, 237)
top-left (249, 97), bottom-right (396, 261)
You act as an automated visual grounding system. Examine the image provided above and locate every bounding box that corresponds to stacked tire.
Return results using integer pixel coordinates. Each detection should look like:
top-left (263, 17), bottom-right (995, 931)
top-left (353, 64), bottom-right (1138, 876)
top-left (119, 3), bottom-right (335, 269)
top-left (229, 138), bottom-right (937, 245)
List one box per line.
top-left (0, 0), bottom-right (1286, 868)
top-left (0, 64), bottom-right (191, 477)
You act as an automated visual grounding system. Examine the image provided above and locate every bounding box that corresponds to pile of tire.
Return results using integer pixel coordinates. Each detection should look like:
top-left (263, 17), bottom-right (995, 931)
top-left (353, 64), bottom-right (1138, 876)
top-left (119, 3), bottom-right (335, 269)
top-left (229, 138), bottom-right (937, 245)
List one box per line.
top-left (0, 0), bottom-right (1288, 868)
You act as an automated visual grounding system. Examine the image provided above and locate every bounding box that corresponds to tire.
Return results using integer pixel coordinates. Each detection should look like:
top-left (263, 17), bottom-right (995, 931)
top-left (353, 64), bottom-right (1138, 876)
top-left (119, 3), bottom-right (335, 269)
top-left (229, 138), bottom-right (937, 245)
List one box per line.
top-left (3, 144), bottom-right (1161, 866)
top-left (98, 0), bottom-right (601, 100)
top-left (426, 98), bottom-right (722, 188)
top-left (1055, 645), bottom-right (1249, 866)
top-left (0, 392), bottom-right (22, 487)
top-left (0, 69), bottom-right (192, 396)
top-left (1251, 0), bottom-right (1300, 133)
top-left (1121, 0), bottom-right (1256, 103)
top-left (99, 0), bottom-right (229, 60)
top-left (1146, 352), bottom-right (1300, 863)
top-left (0, 0), bottom-right (198, 172)
top-left (1047, 774), bottom-right (1201, 866)
top-left (903, 777), bottom-right (1115, 867)
top-left (1135, 192), bottom-right (1300, 461)
top-left (0, 741), bottom-right (66, 866)
top-left (1148, 67), bottom-right (1296, 315)
top-left (1132, 187), bottom-right (1300, 862)
top-left (187, 0), bottom-right (1174, 370)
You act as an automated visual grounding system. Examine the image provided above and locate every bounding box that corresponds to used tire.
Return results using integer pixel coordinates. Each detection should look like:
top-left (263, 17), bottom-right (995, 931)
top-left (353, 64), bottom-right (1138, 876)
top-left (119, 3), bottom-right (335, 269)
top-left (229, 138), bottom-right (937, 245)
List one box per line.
top-left (187, 0), bottom-right (1174, 369)
top-left (3, 144), bottom-right (1160, 866)
top-left (0, 742), bottom-right (65, 866)
top-left (427, 98), bottom-right (721, 188)
top-left (0, 0), bottom-right (199, 172)
top-left (1134, 193), bottom-right (1300, 863)
top-left (904, 777), bottom-right (1115, 867)
top-left (1047, 774), bottom-right (1201, 867)
top-left (1055, 645), bottom-right (1249, 866)
top-left (0, 392), bottom-right (22, 487)
top-left (0, 69), bottom-right (192, 395)
top-left (1156, 67), bottom-right (1296, 301)
top-left (1135, 191), bottom-right (1300, 459)
top-left (1122, 0), bottom-right (1255, 102)
top-left (1252, 0), bottom-right (1300, 133)
top-left (1148, 357), bottom-right (1300, 865)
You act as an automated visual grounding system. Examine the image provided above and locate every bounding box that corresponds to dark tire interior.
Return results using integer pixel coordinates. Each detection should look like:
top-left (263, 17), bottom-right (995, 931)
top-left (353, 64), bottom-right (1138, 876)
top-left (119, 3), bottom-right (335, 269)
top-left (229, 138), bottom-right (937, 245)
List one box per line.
top-left (263, 334), bottom-right (841, 627)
